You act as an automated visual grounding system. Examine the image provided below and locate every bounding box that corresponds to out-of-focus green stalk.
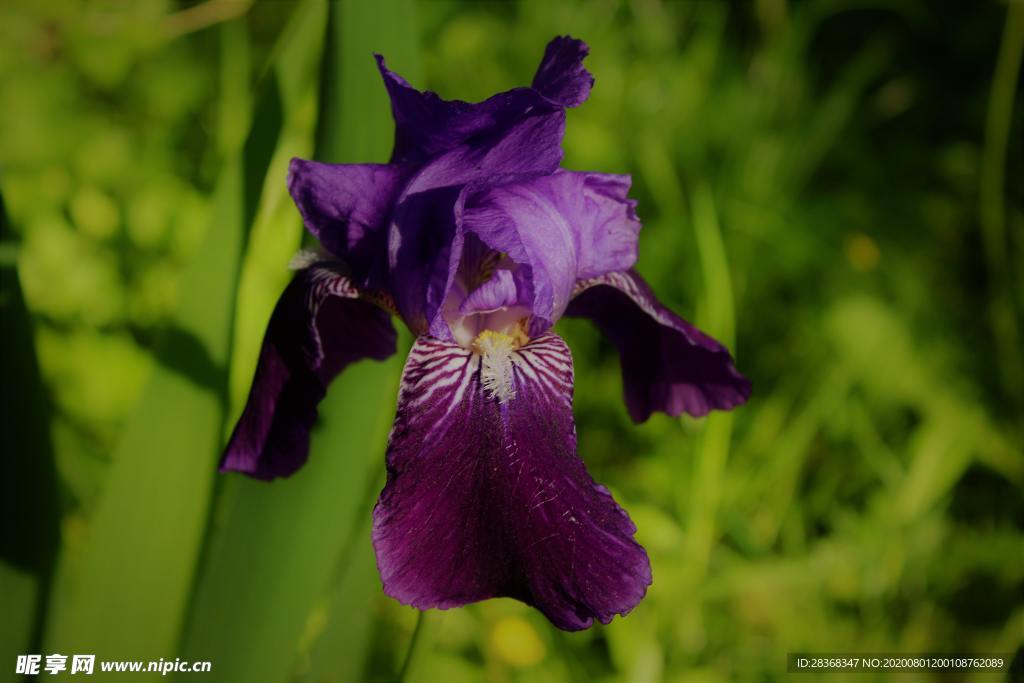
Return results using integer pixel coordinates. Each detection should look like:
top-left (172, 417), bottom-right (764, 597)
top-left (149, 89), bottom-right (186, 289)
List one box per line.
top-left (680, 184), bottom-right (737, 649)
top-left (397, 611), bottom-right (426, 683)
top-left (300, 521), bottom-right (378, 683)
top-left (684, 184), bottom-right (737, 551)
top-left (980, 0), bottom-right (1024, 416)
top-left (394, 611), bottom-right (446, 683)
top-left (0, 190), bottom-right (59, 677)
top-left (43, 19), bottom-right (253, 673)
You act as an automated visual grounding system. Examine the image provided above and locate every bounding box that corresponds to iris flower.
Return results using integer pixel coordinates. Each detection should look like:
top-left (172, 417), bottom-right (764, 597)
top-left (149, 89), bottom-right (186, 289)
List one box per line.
top-left (221, 36), bottom-right (750, 631)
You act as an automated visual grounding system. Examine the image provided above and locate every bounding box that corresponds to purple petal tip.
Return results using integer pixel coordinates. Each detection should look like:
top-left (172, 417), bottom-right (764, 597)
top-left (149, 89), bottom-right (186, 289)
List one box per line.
top-left (532, 35), bottom-right (594, 107)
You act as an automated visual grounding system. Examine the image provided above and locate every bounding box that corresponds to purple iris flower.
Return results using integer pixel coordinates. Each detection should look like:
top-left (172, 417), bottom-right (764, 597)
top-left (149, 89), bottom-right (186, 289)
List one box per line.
top-left (221, 36), bottom-right (750, 631)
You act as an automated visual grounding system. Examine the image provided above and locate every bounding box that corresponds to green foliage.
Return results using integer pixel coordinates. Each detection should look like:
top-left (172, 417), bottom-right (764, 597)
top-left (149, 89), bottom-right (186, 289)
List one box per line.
top-left (1, 189), bottom-right (60, 680)
top-left (42, 14), bottom-right (251, 670)
top-left (1, 1), bottom-right (1021, 682)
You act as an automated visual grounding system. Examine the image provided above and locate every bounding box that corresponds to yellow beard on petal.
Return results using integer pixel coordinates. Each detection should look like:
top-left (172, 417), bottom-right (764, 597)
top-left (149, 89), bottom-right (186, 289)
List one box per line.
top-left (472, 328), bottom-right (523, 403)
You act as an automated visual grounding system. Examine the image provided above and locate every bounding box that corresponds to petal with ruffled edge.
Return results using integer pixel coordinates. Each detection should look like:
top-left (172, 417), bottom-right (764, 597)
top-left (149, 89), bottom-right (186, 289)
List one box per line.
top-left (460, 171), bottom-right (641, 335)
top-left (531, 35), bottom-right (594, 107)
top-left (387, 113), bottom-right (566, 339)
top-left (373, 333), bottom-right (651, 631)
top-left (381, 37), bottom-right (595, 340)
top-left (565, 270), bottom-right (751, 422)
top-left (376, 36), bottom-right (592, 165)
top-left (287, 160), bottom-right (409, 289)
top-left (221, 263), bottom-right (397, 480)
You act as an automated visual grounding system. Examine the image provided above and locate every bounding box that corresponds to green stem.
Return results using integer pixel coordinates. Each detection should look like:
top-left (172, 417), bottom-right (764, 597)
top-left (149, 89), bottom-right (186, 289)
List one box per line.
top-left (396, 611), bottom-right (426, 683)
top-left (681, 184), bottom-right (737, 643)
top-left (980, 0), bottom-right (1024, 413)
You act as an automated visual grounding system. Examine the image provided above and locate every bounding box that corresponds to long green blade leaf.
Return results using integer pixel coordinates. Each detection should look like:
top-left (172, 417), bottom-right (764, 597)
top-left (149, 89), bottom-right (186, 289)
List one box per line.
top-left (0, 190), bottom-right (60, 682)
top-left (42, 13), bottom-right (282, 672)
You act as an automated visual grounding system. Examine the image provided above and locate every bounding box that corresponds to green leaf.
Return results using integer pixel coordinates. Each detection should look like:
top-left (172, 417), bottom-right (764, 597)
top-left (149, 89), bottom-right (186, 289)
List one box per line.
top-left (180, 1), bottom-right (418, 680)
top-left (300, 525), bottom-right (380, 683)
top-left (43, 159), bottom-right (245, 665)
top-left (0, 562), bottom-right (37, 683)
top-left (317, 0), bottom-right (420, 163)
top-left (673, 184), bottom-right (738, 650)
top-left (42, 11), bottom-right (292, 669)
top-left (0, 190), bottom-right (59, 679)
top-left (180, 361), bottom-right (399, 682)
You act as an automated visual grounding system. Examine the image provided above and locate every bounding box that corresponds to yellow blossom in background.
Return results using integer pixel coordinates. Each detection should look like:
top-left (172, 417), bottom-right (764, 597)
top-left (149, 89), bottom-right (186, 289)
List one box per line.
top-left (490, 617), bottom-right (545, 668)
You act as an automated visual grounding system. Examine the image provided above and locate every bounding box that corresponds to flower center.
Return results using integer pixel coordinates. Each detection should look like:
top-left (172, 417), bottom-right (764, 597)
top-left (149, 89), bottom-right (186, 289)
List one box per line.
top-left (442, 237), bottom-right (532, 352)
top-left (471, 330), bottom-right (518, 403)
top-left (439, 238), bottom-right (534, 403)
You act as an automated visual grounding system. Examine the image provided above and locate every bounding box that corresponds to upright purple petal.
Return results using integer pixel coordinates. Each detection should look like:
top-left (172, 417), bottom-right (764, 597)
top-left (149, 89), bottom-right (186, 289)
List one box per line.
top-left (376, 37), bottom-right (598, 336)
top-left (400, 113), bottom-right (567, 193)
top-left (387, 114), bottom-right (567, 339)
top-left (373, 334), bottom-right (651, 631)
top-left (572, 173), bottom-right (641, 278)
top-left (287, 160), bottom-right (409, 288)
top-left (459, 268), bottom-right (522, 314)
top-left (531, 36), bottom-right (594, 107)
top-left (386, 185), bottom-right (464, 336)
top-left (460, 171), bottom-right (641, 334)
top-left (376, 35), bottom-right (590, 166)
top-left (376, 55), bottom-right (546, 167)
top-left (221, 263), bottom-right (397, 480)
top-left (565, 270), bottom-right (751, 422)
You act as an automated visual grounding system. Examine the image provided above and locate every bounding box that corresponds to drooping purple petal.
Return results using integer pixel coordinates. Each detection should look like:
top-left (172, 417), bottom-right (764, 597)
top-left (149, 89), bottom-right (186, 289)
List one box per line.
top-left (373, 334), bottom-right (651, 631)
top-left (565, 270), bottom-right (751, 422)
top-left (221, 263), bottom-right (397, 480)
top-left (531, 36), bottom-right (594, 107)
top-left (460, 171), bottom-right (641, 334)
top-left (376, 36), bottom-right (590, 166)
top-left (287, 160), bottom-right (409, 289)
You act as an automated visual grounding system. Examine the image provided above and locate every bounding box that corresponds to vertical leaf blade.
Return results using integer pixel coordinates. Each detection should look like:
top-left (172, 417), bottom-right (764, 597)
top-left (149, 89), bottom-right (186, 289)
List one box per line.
top-left (43, 15), bottom-right (275, 670)
top-left (0, 190), bottom-right (59, 678)
top-left (43, 158), bottom-right (245, 665)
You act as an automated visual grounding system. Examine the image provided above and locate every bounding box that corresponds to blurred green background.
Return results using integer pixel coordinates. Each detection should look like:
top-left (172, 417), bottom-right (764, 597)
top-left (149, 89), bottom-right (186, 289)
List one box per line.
top-left (2, 0), bottom-right (1022, 681)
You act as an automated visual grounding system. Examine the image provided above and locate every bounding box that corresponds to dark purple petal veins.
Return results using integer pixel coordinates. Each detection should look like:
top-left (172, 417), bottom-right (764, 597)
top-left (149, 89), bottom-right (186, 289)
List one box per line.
top-left (460, 171), bottom-right (641, 335)
top-left (287, 160), bottom-right (409, 289)
top-left (221, 264), bottom-right (397, 480)
top-left (372, 334), bottom-right (651, 631)
top-left (531, 36), bottom-right (594, 107)
top-left (565, 270), bottom-right (751, 422)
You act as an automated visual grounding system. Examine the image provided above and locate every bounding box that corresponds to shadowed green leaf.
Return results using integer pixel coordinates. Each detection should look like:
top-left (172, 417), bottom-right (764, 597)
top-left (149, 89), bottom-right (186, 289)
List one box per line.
top-left (0, 190), bottom-right (59, 682)
top-left (0, 563), bottom-right (37, 683)
top-left (300, 525), bottom-right (380, 683)
top-left (43, 11), bottom-right (294, 672)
